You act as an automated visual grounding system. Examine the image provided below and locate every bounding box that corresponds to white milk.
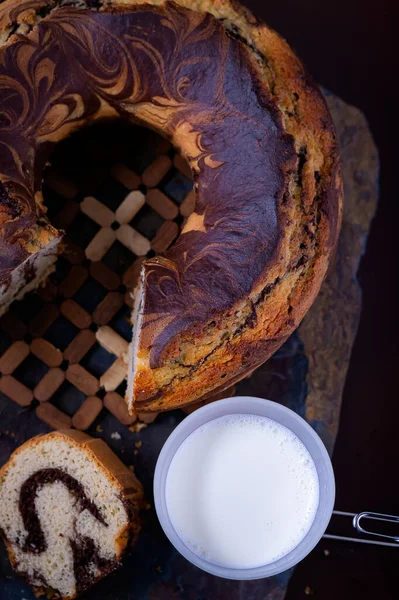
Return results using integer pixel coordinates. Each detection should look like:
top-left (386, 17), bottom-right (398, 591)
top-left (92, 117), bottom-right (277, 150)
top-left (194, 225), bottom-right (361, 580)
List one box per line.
top-left (165, 414), bottom-right (319, 569)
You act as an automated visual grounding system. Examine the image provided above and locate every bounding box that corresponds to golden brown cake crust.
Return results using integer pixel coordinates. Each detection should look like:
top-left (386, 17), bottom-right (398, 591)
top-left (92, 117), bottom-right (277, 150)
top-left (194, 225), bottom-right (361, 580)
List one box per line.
top-left (127, 0), bottom-right (343, 411)
top-left (0, 0), bottom-right (342, 413)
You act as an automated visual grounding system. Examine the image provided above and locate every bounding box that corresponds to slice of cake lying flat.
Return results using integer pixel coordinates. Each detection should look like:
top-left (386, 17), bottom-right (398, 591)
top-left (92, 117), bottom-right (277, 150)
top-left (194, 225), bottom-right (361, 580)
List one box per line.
top-left (0, 430), bottom-right (143, 600)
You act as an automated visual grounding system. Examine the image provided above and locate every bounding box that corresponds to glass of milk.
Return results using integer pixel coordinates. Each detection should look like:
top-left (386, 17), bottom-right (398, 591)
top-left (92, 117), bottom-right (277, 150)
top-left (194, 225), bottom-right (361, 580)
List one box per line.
top-left (154, 396), bottom-right (335, 579)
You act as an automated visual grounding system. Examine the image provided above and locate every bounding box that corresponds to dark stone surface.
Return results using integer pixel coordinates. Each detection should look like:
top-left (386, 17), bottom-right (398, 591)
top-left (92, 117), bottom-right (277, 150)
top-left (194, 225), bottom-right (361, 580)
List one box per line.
top-left (0, 90), bottom-right (378, 599)
top-left (299, 91), bottom-right (379, 454)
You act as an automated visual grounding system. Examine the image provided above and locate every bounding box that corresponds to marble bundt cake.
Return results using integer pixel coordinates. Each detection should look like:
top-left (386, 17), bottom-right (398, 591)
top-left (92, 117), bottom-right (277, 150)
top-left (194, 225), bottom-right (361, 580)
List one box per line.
top-left (0, 430), bottom-right (143, 599)
top-left (0, 1), bottom-right (343, 413)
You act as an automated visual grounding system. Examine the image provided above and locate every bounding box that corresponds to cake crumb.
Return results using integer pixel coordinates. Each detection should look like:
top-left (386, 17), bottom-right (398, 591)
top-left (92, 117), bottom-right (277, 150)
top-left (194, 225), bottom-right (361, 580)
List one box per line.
top-left (305, 586), bottom-right (314, 596)
top-left (128, 465), bottom-right (135, 471)
top-left (129, 422), bottom-right (148, 433)
top-left (324, 548), bottom-right (330, 556)
top-left (156, 565), bottom-right (162, 572)
top-left (144, 502), bottom-right (152, 510)
top-left (111, 432), bottom-right (121, 440)
top-left (96, 425), bottom-right (103, 433)
top-left (134, 450), bottom-right (138, 455)
top-left (135, 441), bottom-right (142, 448)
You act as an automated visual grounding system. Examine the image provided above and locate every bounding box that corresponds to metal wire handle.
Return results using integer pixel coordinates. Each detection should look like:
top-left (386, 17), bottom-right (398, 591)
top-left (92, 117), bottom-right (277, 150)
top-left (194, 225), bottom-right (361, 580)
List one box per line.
top-left (323, 511), bottom-right (399, 547)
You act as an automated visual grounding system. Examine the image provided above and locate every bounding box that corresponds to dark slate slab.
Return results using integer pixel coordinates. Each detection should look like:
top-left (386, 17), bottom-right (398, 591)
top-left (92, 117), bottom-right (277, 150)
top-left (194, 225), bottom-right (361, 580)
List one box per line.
top-left (0, 91), bottom-right (378, 600)
top-left (298, 90), bottom-right (379, 453)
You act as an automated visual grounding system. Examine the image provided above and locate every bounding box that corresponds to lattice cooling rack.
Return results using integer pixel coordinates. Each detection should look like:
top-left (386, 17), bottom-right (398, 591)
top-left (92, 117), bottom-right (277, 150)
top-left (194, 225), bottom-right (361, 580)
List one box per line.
top-left (0, 121), bottom-right (205, 431)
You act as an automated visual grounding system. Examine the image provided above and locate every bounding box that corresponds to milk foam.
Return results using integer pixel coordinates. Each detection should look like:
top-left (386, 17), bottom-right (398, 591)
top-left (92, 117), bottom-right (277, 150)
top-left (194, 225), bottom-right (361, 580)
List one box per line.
top-left (165, 414), bottom-right (319, 569)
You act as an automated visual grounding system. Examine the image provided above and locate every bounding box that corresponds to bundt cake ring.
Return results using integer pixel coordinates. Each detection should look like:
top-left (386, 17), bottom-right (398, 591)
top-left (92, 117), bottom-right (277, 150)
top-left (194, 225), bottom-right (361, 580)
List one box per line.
top-left (0, 0), bottom-right (343, 414)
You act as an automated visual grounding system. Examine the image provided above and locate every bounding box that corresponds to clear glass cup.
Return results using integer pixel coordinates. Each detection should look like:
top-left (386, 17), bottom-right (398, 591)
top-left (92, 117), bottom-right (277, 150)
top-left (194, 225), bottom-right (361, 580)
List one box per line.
top-left (154, 396), bottom-right (335, 580)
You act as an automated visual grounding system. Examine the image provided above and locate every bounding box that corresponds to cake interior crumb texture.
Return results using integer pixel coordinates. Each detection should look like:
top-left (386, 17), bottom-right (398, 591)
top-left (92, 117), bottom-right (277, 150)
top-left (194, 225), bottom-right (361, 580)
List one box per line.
top-left (127, 277), bottom-right (145, 406)
top-left (0, 433), bottom-right (134, 599)
top-left (0, 237), bottom-right (60, 317)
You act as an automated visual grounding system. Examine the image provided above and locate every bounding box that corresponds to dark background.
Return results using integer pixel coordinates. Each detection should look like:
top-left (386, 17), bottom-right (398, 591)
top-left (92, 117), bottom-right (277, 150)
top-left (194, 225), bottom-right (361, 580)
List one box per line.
top-left (242, 0), bottom-right (398, 598)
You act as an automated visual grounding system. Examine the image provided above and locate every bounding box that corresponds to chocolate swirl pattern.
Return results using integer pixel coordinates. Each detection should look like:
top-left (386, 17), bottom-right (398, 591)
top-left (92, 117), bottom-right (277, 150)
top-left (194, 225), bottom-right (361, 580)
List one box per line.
top-left (20, 468), bottom-right (107, 554)
top-left (0, 0), bottom-right (342, 413)
top-left (0, 4), bottom-right (293, 293)
top-left (0, 430), bottom-right (143, 599)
